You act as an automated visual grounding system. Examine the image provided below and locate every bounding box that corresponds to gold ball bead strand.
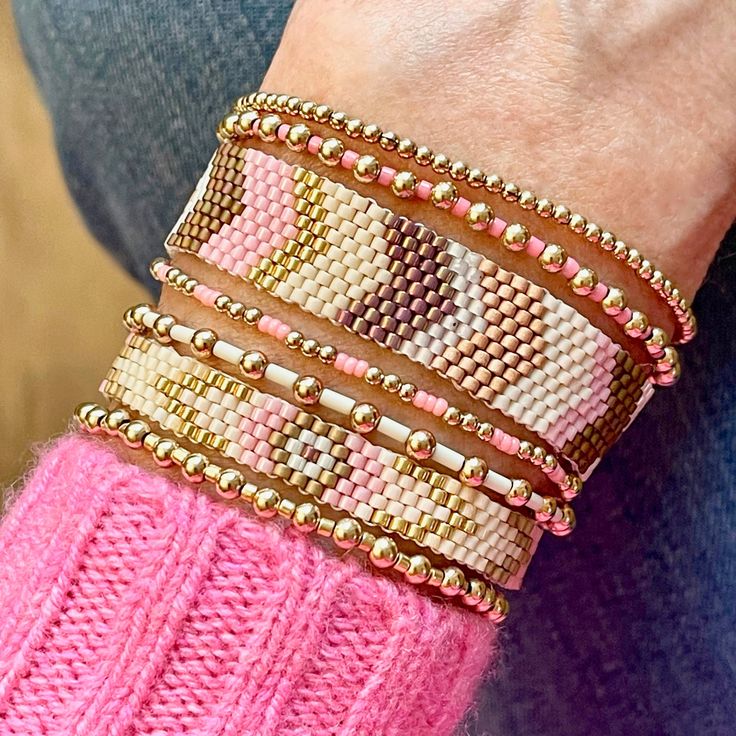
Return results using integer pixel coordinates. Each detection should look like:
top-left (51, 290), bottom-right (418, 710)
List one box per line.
top-left (293, 375), bottom-right (323, 406)
top-left (350, 402), bottom-right (381, 434)
top-left (405, 429), bottom-right (436, 461)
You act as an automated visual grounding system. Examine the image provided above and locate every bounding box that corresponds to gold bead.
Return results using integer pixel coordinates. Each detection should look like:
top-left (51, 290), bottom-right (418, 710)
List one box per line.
top-left (645, 326), bottom-right (670, 358)
top-left (253, 487), bottom-right (280, 517)
top-left (313, 103), bottom-right (331, 122)
top-left (439, 566), bottom-right (466, 596)
top-left (431, 152), bottom-right (450, 173)
top-left (538, 243), bottom-right (567, 272)
top-left (364, 366), bottom-right (384, 385)
top-left (542, 453), bottom-right (558, 472)
top-left (568, 213), bottom-right (587, 232)
top-left (333, 517), bottom-right (362, 549)
top-left (285, 330), bottom-right (304, 349)
top-left (406, 429), bottom-right (436, 461)
top-left (299, 100), bottom-right (316, 118)
top-left (601, 286), bottom-right (627, 315)
top-left (293, 502), bottom-right (321, 532)
top-left (465, 202), bottom-right (493, 231)
top-left (536, 496), bottom-right (558, 523)
top-left (329, 111), bottom-right (347, 130)
top-left (345, 118), bottom-right (363, 137)
top-left (239, 350), bottom-right (268, 380)
top-left (553, 203), bottom-right (571, 224)
top-left (74, 401), bottom-right (100, 427)
top-left (214, 294), bottom-right (232, 312)
top-left (152, 437), bottom-right (177, 467)
top-left (123, 419), bottom-right (150, 448)
top-left (183, 278), bottom-right (198, 295)
top-left (221, 112), bottom-right (239, 138)
top-left (381, 373), bottom-right (401, 392)
top-left (353, 154), bottom-right (381, 183)
top-left (502, 181), bottom-right (520, 201)
top-left (460, 456), bottom-right (487, 486)
top-left (149, 256), bottom-right (167, 278)
top-left (396, 137), bottom-right (416, 158)
top-left (443, 407), bottom-right (462, 425)
top-left (449, 160), bottom-right (468, 181)
top-left (216, 468), bottom-right (244, 499)
top-left (569, 267), bottom-right (599, 296)
top-left (477, 421), bottom-right (495, 442)
top-left (228, 301), bottom-right (245, 319)
top-left (405, 554), bottom-right (432, 584)
top-left (244, 307), bottom-right (262, 325)
top-left (462, 578), bottom-right (487, 606)
top-left (152, 314), bottom-right (176, 343)
top-left (535, 197), bottom-right (554, 217)
top-left (391, 170), bottom-right (417, 198)
top-left (561, 474), bottom-right (583, 500)
top-left (502, 223), bottom-right (530, 252)
top-left (430, 181), bottom-right (458, 209)
top-left (190, 328), bottom-right (218, 358)
top-left (507, 478), bottom-right (532, 506)
top-left (235, 110), bottom-right (258, 136)
top-left (599, 231), bottom-right (616, 251)
top-left (585, 222), bottom-right (603, 242)
top-left (105, 407), bottom-right (131, 434)
top-left (173, 272), bottom-right (188, 289)
top-left (486, 174), bottom-right (504, 192)
top-left (378, 131), bottom-right (398, 150)
top-left (318, 137), bottom-right (344, 166)
top-left (398, 383), bottom-right (417, 402)
top-left (300, 338), bottom-right (320, 357)
top-left (517, 440), bottom-right (534, 460)
top-left (293, 375), bottom-right (323, 405)
top-left (361, 123), bottom-right (382, 143)
top-left (460, 413), bottom-right (479, 432)
top-left (466, 168), bottom-right (486, 188)
top-left (257, 114), bottom-right (282, 142)
top-left (550, 505), bottom-right (576, 536)
top-left (182, 452), bottom-right (207, 482)
top-left (488, 594), bottom-right (510, 623)
top-left (414, 145), bottom-right (433, 165)
top-left (518, 190), bottom-right (537, 209)
top-left (318, 345), bottom-right (337, 364)
top-left (369, 537), bottom-right (399, 569)
top-left (624, 310), bottom-right (649, 339)
top-left (285, 123), bottom-right (311, 152)
top-left (350, 403), bottom-right (381, 434)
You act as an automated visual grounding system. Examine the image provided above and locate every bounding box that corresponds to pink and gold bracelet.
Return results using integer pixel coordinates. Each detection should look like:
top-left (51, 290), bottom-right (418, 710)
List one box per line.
top-left (151, 257), bottom-right (584, 499)
top-left (166, 143), bottom-right (655, 476)
top-left (230, 91), bottom-right (696, 345)
top-left (73, 403), bottom-right (509, 621)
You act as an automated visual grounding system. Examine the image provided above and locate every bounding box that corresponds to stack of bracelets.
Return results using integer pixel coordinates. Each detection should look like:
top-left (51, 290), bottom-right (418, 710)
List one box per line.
top-left (74, 91), bottom-right (696, 623)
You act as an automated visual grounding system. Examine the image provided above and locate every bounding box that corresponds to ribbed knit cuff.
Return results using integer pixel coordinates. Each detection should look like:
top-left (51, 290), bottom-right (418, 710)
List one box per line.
top-left (0, 435), bottom-right (496, 735)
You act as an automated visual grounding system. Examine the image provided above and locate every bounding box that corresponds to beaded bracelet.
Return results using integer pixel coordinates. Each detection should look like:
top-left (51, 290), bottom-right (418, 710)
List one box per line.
top-left (215, 108), bottom-right (682, 380)
top-left (166, 143), bottom-right (654, 476)
top-left (232, 91), bottom-right (696, 345)
top-left (73, 403), bottom-right (509, 621)
top-left (151, 257), bottom-right (584, 499)
top-left (103, 333), bottom-right (543, 586)
top-left (124, 305), bottom-right (572, 534)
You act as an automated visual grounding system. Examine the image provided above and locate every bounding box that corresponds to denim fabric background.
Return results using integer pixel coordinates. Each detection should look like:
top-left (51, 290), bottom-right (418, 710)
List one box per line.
top-left (14, 2), bottom-right (735, 734)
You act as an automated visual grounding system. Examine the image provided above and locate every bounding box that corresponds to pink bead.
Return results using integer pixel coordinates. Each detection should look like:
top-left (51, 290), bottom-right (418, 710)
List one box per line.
top-left (451, 198), bottom-right (471, 218)
top-left (412, 390), bottom-right (428, 410)
top-left (354, 360), bottom-right (369, 378)
top-left (364, 460), bottom-right (383, 476)
top-left (335, 478), bottom-right (355, 495)
top-left (352, 485), bottom-right (371, 503)
top-left (276, 124), bottom-right (289, 141)
top-left (343, 357), bottom-right (358, 374)
top-left (377, 166), bottom-right (396, 187)
top-left (307, 135), bottom-right (322, 154)
top-left (489, 218), bottom-right (506, 238)
top-left (432, 398), bottom-right (449, 417)
top-left (615, 307), bottom-right (633, 325)
top-left (561, 257), bottom-right (580, 279)
top-left (340, 150), bottom-right (360, 169)
top-left (415, 181), bottom-right (433, 200)
top-left (334, 353), bottom-right (348, 371)
top-left (275, 324), bottom-right (291, 340)
top-left (526, 236), bottom-right (545, 258)
top-left (550, 466), bottom-right (566, 483)
top-left (321, 488), bottom-right (341, 507)
top-left (337, 495), bottom-right (358, 513)
top-left (589, 281), bottom-right (608, 303)
top-left (348, 452), bottom-right (367, 470)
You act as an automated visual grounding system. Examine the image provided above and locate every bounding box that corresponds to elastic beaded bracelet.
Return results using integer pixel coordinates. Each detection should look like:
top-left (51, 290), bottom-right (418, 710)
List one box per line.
top-left (151, 257), bottom-right (583, 499)
top-left (216, 108), bottom-right (682, 380)
top-left (73, 403), bottom-right (509, 621)
top-left (233, 91), bottom-right (696, 345)
top-left (165, 144), bottom-right (655, 476)
top-left (125, 305), bottom-right (572, 538)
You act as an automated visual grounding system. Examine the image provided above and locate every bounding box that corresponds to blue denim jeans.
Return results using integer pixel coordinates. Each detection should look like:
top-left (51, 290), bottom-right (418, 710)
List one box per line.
top-left (14, 2), bottom-right (736, 733)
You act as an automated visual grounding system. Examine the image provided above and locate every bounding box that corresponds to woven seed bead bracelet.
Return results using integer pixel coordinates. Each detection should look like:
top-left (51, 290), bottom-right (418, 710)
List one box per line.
top-left (216, 108), bottom-right (683, 381)
top-left (103, 333), bottom-right (543, 587)
top-left (124, 305), bottom-right (572, 536)
top-left (166, 144), bottom-right (654, 476)
top-left (232, 91), bottom-right (696, 345)
top-left (73, 403), bottom-right (509, 621)
top-left (151, 257), bottom-right (584, 499)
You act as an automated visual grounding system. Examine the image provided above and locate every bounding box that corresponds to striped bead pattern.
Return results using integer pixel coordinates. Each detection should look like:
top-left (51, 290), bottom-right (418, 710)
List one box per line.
top-left (102, 334), bottom-right (541, 588)
top-left (166, 144), bottom-right (654, 476)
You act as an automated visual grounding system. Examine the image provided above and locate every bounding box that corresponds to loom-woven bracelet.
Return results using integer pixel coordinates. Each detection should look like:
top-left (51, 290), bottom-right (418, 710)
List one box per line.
top-left (124, 305), bottom-right (572, 535)
top-left (73, 403), bottom-right (509, 621)
top-left (151, 257), bottom-right (584, 499)
top-left (165, 144), bottom-right (654, 476)
top-left (232, 91), bottom-right (695, 345)
top-left (216, 108), bottom-right (683, 379)
top-left (103, 334), bottom-right (543, 587)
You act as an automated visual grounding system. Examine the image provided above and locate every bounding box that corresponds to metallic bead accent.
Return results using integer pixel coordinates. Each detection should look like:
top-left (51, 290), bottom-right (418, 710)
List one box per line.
top-left (484, 174), bottom-right (504, 193)
top-left (239, 350), bottom-right (268, 380)
top-left (190, 328), bottom-right (218, 358)
top-left (465, 202), bottom-right (493, 230)
top-left (460, 412), bottom-right (479, 432)
top-left (598, 231), bottom-right (616, 251)
top-left (350, 402), bottom-right (381, 434)
top-left (318, 137), bottom-right (344, 166)
top-left (645, 326), bottom-right (670, 358)
top-left (391, 170), bottom-right (418, 198)
top-left (405, 429), bottom-right (436, 461)
top-left (345, 118), bottom-right (364, 137)
top-left (182, 452), bottom-right (208, 482)
top-left (214, 294), bottom-right (232, 312)
top-left (152, 314), bottom-right (176, 343)
top-left (235, 110), bottom-right (259, 136)
top-left (216, 468), bottom-right (244, 499)
top-left (584, 222), bottom-right (603, 242)
top-left (404, 554), bottom-right (432, 584)
top-left (449, 160), bottom-right (468, 180)
top-left (489, 595), bottom-right (510, 623)
top-left (414, 145), bottom-right (433, 165)
top-left (253, 488), bottom-right (280, 517)
top-left (244, 307), bottom-right (262, 325)
top-left (293, 375), bottom-right (323, 405)
top-left (396, 137), bottom-right (416, 158)
top-left (538, 243), bottom-right (567, 272)
top-left (561, 474), bottom-right (583, 500)
top-left (74, 401), bottom-right (100, 426)
top-left (601, 286), bottom-right (627, 316)
top-left (381, 373), bottom-right (401, 392)
top-left (398, 383), bottom-right (417, 402)
top-left (462, 578), bottom-right (487, 607)
top-left (257, 114), bottom-right (282, 142)
top-left (105, 407), bottom-right (131, 434)
top-left (443, 407), bottom-right (462, 426)
top-left (466, 168), bottom-right (486, 188)
top-left (430, 181), bottom-right (458, 209)
top-left (477, 422), bottom-right (495, 442)
top-left (507, 479), bottom-right (532, 506)
top-left (285, 331), bottom-right (304, 349)
top-left (152, 437), bottom-right (176, 467)
top-left (313, 103), bottom-right (332, 123)
top-left (624, 310), bottom-right (650, 338)
top-left (568, 213), bottom-right (587, 233)
top-left (329, 111), bottom-right (347, 129)
top-left (369, 537), bottom-right (399, 568)
top-left (361, 123), bottom-right (382, 143)
top-left (300, 338), bottom-right (320, 357)
top-left (285, 123), bottom-right (311, 152)
top-left (535, 496), bottom-right (558, 523)
top-left (517, 440), bottom-right (534, 460)
top-left (378, 131), bottom-right (398, 150)
top-left (227, 301), bottom-right (245, 320)
top-left (553, 203), bottom-right (571, 224)
top-left (460, 456), bottom-right (488, 486)
top-left (535, 198), bottom-right (554, 217)
top-left (502, 223), bottom-right (530, 252)
top-left (569, 267), bottom-right (599, 296)
top-left (332, 517), bottom-right (362, 549)
top-left (318, 344), bottom-right (337, 364)
top-left (364, 366), bottom-right (384, 385)
top-left (293, 502), bottom-right (321, 532)
top-left (518, 190), bottom-right (537, 209)
top-left (221, 113), bottom-right (239, 138)
top-left (439, 566), bottom-right (466, 596)
top-left (353, 154), bottom-right (381, 183)
top-left (502, 181), bottom-right (520, 201)
top-left (430, 152), bottom-right (450, 173)
top-left (183, 278), bottom-right (198, 295)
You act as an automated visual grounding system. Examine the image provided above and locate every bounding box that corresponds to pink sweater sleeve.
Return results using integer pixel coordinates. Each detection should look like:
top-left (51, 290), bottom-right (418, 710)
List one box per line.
top-left (0, 436), bottom-right (496, 735)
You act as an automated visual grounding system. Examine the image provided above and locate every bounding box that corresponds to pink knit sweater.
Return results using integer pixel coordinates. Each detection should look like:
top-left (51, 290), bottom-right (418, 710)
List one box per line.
top-left (0, 436), bottom-right (496, 735)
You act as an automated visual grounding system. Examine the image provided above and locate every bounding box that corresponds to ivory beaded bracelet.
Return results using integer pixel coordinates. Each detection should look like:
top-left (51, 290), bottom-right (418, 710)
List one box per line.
top-left (166, 143), bottom-right (654, 476)
top-left (103, 334), bottom-right (541, 586)
top-left (73, 403), bottom-right (509, 621)
top-left (151, 257), bottom-right (584, 499)
top-left (125, 304), bottom-right (573, 536)
top-left (216, 107), bottom-right (683, 378)
top-left (232, 91), bottom-right (696, 345)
